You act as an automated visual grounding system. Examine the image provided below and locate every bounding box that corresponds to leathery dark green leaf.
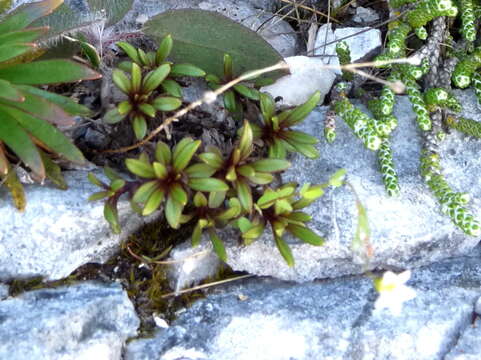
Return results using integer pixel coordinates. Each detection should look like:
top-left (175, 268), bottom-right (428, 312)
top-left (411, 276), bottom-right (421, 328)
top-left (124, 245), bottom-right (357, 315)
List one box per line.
top-left (133, 180), bottom-right (158, 203)
top-left (287, 224), bottom-right (324, 246)
top-left (188, 177), bottom-right (229, 192)
top-left (173, 139), bottom-right (201, 172)
top-left (165, 194), bottom-right (183, 228)
top-left (143, 188), bottom-right (165, 216)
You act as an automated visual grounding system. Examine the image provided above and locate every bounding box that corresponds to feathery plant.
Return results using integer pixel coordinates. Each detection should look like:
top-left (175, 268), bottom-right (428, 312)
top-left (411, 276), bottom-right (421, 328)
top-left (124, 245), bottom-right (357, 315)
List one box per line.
top-left (0, 0), bottom-right (100, 210)
top-left (328, 0), bottom-right (481, 236)
top-left (89, 36), bottom-right (340, 266)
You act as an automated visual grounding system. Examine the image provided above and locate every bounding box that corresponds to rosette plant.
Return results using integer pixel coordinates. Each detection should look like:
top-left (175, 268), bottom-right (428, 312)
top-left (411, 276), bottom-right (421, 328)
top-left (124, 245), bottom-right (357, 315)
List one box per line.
top-left (0, 0), bottom-right (100, 210)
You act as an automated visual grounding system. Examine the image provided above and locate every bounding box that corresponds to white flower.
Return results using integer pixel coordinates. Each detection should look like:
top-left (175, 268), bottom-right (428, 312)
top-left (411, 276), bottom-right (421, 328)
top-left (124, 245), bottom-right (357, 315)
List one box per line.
top-left (373, 270), bottom-right (417, 316)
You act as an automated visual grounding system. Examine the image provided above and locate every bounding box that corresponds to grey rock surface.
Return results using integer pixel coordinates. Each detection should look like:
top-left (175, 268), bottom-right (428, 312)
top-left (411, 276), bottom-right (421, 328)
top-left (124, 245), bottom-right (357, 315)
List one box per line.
top-left (0, 282), bottom-right (139, 360)
top-left (0, 170), bottom-right (155, 281)
top-left (126, 250), bottom-right (481, 360)
top-left (0, 284), bottom-right (8, 300)
top-left (353, 6), bottom-right (380, 24)
top-left (125, 0), bottom-right (299, 57)
top-left (200, 92), bottom-right (481, 282)
top-left (315, 24), bottom-right (382, 74)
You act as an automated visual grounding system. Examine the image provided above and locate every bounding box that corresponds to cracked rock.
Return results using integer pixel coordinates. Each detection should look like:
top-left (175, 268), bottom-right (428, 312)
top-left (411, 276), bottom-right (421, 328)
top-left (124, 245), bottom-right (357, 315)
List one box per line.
top-left (0, 170), bottom-right (157, 281)
top-left (126, 249), bottom-right (481, 360)
top-left (0, 282), bottom-right (139, 360)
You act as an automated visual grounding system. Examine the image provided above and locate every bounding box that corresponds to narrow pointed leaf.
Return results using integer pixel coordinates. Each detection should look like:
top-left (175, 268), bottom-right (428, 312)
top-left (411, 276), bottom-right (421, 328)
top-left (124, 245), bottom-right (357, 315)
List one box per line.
top-left (283, 130), bottom-right (319, 144)
top-left (2, 164), bottom-right (26, 210)
top-left (0, 109), bottom-right (43, 178)
top-left (208, 191), bottom-right (226, 208)
top-left (104, 107), bottom-right (125, 124)
top-left (198, 152), bottom-right (223, 168)
top-left (87, 172), bottom-right (105, 187)
top-left (38, 150), bottom-right (67, 189)
top-left (247, 172), bottom-right (274, 185)
top-left (238, 120), bottom-right (253, 160)
top-left (260, 92), bottom-right (275, 120)
top-left (0, 0), bottom-right (63, 33)
top-left (131, 62), bottom-right (142, 92)
top-left (88, 191), bottom-right (111, 201)
top-left (16, 85), bottom-right (91, 116)
top-left (0, 60), bottom-right (101, 84)
top-left (0, 43), bottom-right (35, 63)
top-left (0, 27), bottom-right (47, 45)
top-left (0, 79), bottom-right (23, 102)
top-left (193, 191), bottom-right (208, 207)
top-left (233, 84), bottom-right (259, 100)
top-left (152, 162), bottom-right (168, 179)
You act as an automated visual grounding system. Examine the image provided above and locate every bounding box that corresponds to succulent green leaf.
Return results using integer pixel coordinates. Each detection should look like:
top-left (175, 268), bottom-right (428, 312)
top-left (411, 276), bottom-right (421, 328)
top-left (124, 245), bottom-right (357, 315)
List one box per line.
top-left (104, 199), bottom-right (121, 234)
top-left (283, 91), bottom-right (320, 127)
top-left (156, 34), bottom-right (173, 64)
top-left (251, 159), bottom-right (290, 173)
top-left (88, 191), bottom-right (111, 201)
top-left (132, 115), bottom-right (147, 140)
top-left (38, 150), bottom-right (67, 190)
top-left (237, 164), bottom-right (255, 177)
top-left (184, 163), bottom-right (217, 178)
top-left (142, 188), bottom-right (165, 216)
top-left (132, 180), bottom-right (159, 203)
top-left (1, 164), bottom-right (26, 211)
top-left (161, 79), bottom-right (183, 98)
top-left (286, 211), bottom-right (312, 223)
top-left (153, 96), bottom-right (182, 111)
top-left (283, 130), bottom-right (319, 145)
top-left (236, 179), bottom-right (252, 212)
top-left (247, 172), bottom-right (274, 185)
top-left (165, 194), bottom-right (183, 228)
top-left (173, 139), bottom-right (201, 172)
top-left (149, 162), bottom-right (166, 180)
top-left (188, 177), bottom-right (229, 192)
top-left (208, 191), bottom-right (226, 208)
top-left (198, 152), bottom-right (223, 169)
top-left (170, 63), bottom-right (206, 77)
top-left (125, 158), bottom-right (156, 178)
top-left (191, 222), bottom-right (203, 247)
top-left (242, 224), bottom-right (265, 241)
top-left (328, 168), bottom-right (347, 187)
top-left (155, 141), bottom-right (172, 165)
top-left (170, 183), bottom-right (188, 206)
top-left (104, 166), bottom-right (121, 181)
top-left (233, 84), bottom-right (259, 100)
top-left (274, 233), bottom-right (294, 267)
top-left (193, 191), bottom-right (208, 207)
top-left (238, 120), bottom-right (253, 160)
top-left (143, 63), bottom-right (171, 93)
top-left (117, 41), bottom-right (141, 64)
top-left (236, 217), bottom-right (253, 233)
top-left (287, 224), bottom-right (324, 246)
top-left (260, 92), bottom-right (275, 120)
top-left (223, 90), bottom-right (237, 113)
top-left (87, 172), bottom-right (105, 187)
top-left (104, 107), bottom-right (125, 124)
top-left (208, 228), bottom-right (227, 262)
top-left (143, 9), bottom-right (285, 78)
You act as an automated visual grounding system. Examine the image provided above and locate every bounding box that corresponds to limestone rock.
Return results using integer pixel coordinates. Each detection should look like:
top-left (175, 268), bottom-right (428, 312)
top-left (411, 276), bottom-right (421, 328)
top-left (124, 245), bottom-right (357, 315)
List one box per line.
top-left (260, 56), bottom-right (336, 106)
top-left (126, 250), bottom-right (481, 360)
top-left (0, 282), bottom-right (139, 360)
top-left (0, 170), bottom-right (156, 281)
top-left (315, 24), bottom-right (382, 74)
